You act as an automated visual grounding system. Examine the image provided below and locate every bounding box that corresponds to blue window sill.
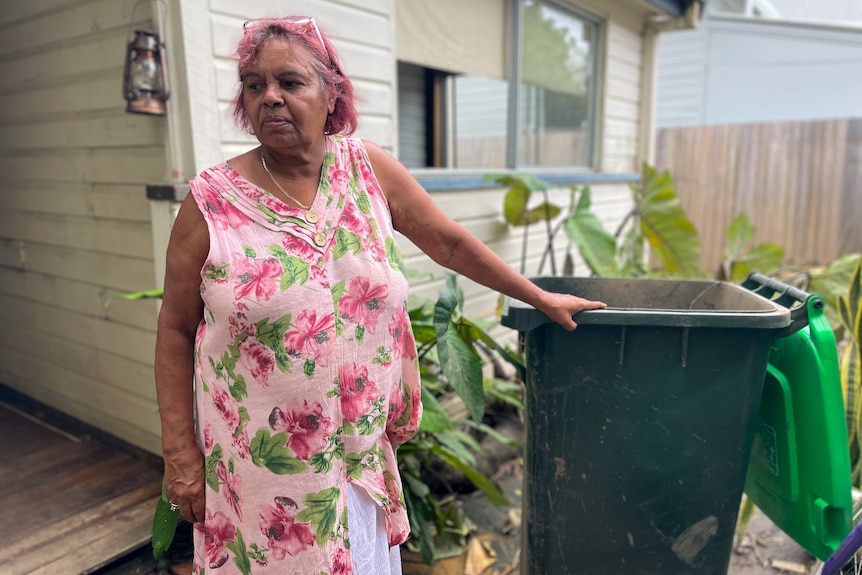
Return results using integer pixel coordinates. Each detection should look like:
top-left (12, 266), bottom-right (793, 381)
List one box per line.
top-left (410, 169), bottom-right (641, 191)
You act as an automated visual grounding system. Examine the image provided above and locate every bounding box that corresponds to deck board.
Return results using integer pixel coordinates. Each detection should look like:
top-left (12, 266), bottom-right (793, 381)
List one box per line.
top-left (0, 391), bottom-right (163, 575)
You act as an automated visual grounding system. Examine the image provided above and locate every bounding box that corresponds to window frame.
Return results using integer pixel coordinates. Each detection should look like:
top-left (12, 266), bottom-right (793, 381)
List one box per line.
top-left (508, 0), bottom-right (604, 171)
top-left (397, 0), bottom-right (619, 188)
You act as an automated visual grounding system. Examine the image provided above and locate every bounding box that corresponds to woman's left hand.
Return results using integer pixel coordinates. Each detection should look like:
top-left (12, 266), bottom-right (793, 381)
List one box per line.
top-left (535, 291), bottom-right (607, 331)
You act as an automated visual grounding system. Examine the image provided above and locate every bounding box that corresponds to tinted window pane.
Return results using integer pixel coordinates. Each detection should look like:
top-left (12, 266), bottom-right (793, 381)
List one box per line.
top-left (519, 1), bottom-right (595, 167)
top-left (453, 75), bottom-right (509, 169)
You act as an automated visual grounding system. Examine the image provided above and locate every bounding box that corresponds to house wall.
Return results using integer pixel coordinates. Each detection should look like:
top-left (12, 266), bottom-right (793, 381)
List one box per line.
top-left (0, 0), bottom-right (165, 452)
top-left (656, 15), bottom-right (862, 127)
top-left (0, 0), bottom-right (669, 454)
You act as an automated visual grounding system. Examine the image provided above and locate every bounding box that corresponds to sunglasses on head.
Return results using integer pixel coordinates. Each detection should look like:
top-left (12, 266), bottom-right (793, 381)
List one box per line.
top-left (243, 16), bottom-right (328, 57)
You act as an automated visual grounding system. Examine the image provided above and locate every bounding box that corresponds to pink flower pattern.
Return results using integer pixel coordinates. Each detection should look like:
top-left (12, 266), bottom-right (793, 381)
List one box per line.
top-left (269, 400), bottom-right (337, 460)
top-left (339, 363), bottom-right (381, 423)
top-left (199, 184), bottom-right (249, 230)
top-left (340, 201), bottom-right (371, 237)
top-left (389, 305), bottom-right (416, 361)
top-left (259, 498), bottom-right (316, 560)
top-left (338, 277), bottom-right (388, 334)
top-left (284, 309), bottom-right (336, 364)
top-left (195, 510), bottom-right (236, 569)
top-left (233, 255), bottom-right (282, 301)
top-left (331, 546), bottom-right (352, 575)
top-left (238, 337), bottom-right (276, 386)
top-left (216, 461), bottom-right (244, 520)
top-left (191, 138), bottom-right (422, 573)
top-left (211, 383), bottom-right (239, 432)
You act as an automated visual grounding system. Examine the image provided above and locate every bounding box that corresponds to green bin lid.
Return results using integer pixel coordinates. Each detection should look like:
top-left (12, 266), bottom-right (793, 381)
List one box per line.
top-left (744, 294), bottom-right (853, 561)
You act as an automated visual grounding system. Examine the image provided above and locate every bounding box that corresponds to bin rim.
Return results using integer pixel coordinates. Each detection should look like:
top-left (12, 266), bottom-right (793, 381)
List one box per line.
top-left (501, 278), bottom-right (793, 332)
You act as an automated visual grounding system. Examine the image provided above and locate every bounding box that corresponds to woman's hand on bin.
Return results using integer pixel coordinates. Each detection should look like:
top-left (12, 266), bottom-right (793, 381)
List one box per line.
top-left (536, 291), bottom-right (606, 331)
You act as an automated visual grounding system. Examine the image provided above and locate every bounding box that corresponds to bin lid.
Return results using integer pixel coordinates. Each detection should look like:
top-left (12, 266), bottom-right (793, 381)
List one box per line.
top-left (501, 277), bottom-right (791, 331)
top-left (744, 295), bottom-right (853, 561)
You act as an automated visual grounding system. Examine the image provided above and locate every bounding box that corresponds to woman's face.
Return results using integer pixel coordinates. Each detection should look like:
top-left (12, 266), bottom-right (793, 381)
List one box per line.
top-left (241, 37), bottom-right (335, 151)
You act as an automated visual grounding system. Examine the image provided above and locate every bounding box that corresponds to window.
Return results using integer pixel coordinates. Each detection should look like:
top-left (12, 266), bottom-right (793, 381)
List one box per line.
top-left (396, 0), bottom-right (600, 170)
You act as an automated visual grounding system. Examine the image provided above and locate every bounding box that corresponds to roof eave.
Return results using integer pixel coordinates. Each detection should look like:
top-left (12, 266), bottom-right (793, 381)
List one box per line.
top-left (643, 0), bottom-right (698, 17)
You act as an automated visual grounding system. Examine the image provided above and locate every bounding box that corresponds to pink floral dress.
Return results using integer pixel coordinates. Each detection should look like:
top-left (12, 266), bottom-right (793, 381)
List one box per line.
top-left (188, 136), bottom-right (422, 575)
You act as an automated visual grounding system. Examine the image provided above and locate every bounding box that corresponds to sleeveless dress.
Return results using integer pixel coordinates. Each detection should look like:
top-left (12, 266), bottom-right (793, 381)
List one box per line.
top-left (188, 136), bottom-right (423, 575)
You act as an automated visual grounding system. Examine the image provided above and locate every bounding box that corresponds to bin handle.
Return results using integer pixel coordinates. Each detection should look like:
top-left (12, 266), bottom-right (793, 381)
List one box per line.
top-left (742, 272), bottom-right (820, 337)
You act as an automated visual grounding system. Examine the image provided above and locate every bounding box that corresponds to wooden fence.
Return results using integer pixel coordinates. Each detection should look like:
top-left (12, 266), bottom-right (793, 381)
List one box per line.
top-left (655, 118), bottom-right (862, 271)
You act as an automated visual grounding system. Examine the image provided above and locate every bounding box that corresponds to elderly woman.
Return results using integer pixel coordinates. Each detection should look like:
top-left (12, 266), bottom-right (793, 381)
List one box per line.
top-left (155, 16), bottom-right (604, 575)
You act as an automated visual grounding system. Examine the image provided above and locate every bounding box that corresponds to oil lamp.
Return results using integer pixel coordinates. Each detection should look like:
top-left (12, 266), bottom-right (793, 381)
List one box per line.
top-left (123, 29), bottom-right (170, 116)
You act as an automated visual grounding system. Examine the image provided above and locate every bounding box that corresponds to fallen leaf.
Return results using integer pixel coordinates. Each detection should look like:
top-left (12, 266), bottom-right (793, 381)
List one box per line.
top-left (501, 508), bottom-right (521, 533)
top-left (465, 535), bottom-right (497, 575)
top-left (770, 559), bottom-right (808, 574)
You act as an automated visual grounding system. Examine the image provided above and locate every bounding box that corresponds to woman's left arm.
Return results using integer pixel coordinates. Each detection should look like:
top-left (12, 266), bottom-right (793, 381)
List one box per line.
top-left (363, 141), bottom-right (605, 330)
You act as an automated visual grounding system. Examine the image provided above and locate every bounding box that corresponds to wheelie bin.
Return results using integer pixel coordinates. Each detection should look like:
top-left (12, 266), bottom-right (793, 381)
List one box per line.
top-left (741, 273), bottom-right (852, 563)
top-left (501, 276), bottom-right (821, 575)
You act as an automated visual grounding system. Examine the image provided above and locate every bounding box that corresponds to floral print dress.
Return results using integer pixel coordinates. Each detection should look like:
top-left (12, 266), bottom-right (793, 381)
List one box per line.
top-left (188, 136), bottom-right (422, 575)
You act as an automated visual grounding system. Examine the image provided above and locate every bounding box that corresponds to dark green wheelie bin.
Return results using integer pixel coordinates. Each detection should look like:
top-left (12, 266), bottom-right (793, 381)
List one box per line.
top-left (501, 276), bottom-right (803, 575)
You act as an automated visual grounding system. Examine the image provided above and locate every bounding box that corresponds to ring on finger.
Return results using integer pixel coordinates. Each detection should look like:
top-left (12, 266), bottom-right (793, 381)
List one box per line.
top-left (169, 500), bottom-right (181, 512)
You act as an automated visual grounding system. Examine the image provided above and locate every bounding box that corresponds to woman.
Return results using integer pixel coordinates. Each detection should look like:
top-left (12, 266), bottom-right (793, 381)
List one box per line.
top-left (155, 17), bottom-right (605, 575)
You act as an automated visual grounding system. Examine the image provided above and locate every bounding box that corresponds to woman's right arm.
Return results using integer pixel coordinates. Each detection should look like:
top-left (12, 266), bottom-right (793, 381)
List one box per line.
top-left (155, 193), bottom-right (209, 525)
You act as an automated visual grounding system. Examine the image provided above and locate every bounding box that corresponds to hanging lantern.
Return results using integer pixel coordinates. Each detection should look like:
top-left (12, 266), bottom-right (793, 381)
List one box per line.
top-left (123, 30), bottom-right (170, 116)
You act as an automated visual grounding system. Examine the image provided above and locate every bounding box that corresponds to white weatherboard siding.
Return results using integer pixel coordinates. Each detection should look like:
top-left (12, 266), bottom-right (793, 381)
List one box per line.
top-left (0, 0), bottom-right (164, 452)
top-left (657, 15), bottom-right (862, 127)
top-left (655, 28), bottom-right (706, 128)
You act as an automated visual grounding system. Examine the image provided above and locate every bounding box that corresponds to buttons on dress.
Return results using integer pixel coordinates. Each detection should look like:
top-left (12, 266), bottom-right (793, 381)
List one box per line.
top-left (305, 210), bottom-right (320, 224)
top-left (313, 232), bottom-right (327, 247)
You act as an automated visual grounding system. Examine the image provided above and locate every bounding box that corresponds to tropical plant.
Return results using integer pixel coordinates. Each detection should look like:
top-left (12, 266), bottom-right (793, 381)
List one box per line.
top-left (490, 163), bottom-right (783, 281)
top-left (839, 260), bottom-right (862, 485)
top-left (121, 273), bottom-right (525, 563)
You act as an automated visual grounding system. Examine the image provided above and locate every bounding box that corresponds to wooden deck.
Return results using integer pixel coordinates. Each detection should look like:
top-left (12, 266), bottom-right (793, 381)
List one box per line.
top-left (0, 387), bottom-right (163, 575)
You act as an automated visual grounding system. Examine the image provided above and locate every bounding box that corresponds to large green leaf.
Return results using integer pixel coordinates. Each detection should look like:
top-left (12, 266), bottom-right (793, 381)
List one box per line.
top-left (810, 253), bottom-right (862, 309)
top-left (434, 289), bottom-right (483, 419)
top-left (723, 213), bottom-right (754, 262)
top-left (444, 273), bottom-right (465, 313)
top-left (563, 186), bottom-right (619, 277)
top-left (720, 213), bottom-right (783, 282)
top-left (152, 491), bottom-right (178, 560)
top-left (419, 387), bottom-right (453, 432)
top-left (430, 444), bottom-right (509, 506)
top-left (436, 325), bottom-right (484, 422)
top-left (457, 317), bottom-right (525, 381)
top-left (839, 259), bottom-right (862, 484)
top-left (437, 430), bottom-right (479, 465)
top-left (728, 243), bottom-right (784, 283)
top-left (433, 289), bottom-right (457, 339)
top-left (485, 173), bottom-right (557, 226)
top-left (636, 164), bottom-right (701, 277)
top-left (401, 458), bottom-right (436, 563)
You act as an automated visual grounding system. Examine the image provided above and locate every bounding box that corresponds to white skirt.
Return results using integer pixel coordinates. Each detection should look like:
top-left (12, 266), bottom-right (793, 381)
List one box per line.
top-left (347, 482), bottom-right (403, 575)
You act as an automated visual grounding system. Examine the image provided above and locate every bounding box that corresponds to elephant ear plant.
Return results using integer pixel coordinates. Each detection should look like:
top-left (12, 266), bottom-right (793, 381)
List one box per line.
top-left (120, 273), bottom-right (525, 563)
top-left (489, 162), bottom-right (787, 282)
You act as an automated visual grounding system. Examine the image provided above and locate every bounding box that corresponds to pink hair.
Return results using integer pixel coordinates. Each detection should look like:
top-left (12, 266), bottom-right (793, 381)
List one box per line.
top-left (232, 18), bottom-right (358, 136)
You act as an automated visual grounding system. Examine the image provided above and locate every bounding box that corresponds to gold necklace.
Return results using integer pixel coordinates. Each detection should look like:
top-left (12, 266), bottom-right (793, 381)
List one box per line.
top-left (260, 152), bottom-right (312, 209)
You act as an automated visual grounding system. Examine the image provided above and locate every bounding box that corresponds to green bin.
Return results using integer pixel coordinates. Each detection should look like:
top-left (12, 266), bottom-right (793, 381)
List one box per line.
top-left (500, 277), bottom-right (799, 574)
top-left (741, 273), bottom-right (852, 561)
